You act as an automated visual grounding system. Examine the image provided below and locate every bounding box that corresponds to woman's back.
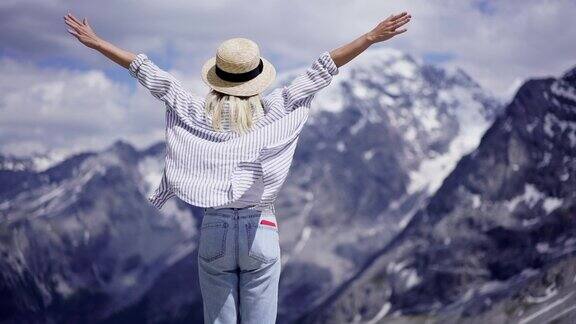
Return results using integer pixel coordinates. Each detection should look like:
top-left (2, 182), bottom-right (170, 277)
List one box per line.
top-left (126, 50), bottom-right (339, 209)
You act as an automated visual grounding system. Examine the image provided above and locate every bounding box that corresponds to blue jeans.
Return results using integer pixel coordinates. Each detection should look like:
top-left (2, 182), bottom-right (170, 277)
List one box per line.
top-left (198, 205), bottom-right (281, 323)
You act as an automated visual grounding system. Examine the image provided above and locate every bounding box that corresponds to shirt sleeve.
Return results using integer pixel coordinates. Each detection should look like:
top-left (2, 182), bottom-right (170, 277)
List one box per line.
top-left (282, 51), bottom-right (339, 112)
top-left (128, 53), bottom-right (199, 116)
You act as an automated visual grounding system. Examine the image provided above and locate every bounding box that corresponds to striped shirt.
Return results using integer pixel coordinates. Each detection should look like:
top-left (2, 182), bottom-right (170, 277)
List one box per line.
top-left (205, 96), bottom-right (266, 209)
top-left (128, 51), bottom-right (339, 210)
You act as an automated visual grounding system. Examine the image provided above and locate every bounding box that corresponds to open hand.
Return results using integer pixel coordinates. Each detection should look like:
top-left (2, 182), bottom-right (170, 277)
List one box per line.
top-left (366, 12), bottom-right (412, 44)
top-left (63, 12), bottom-right (101, 49)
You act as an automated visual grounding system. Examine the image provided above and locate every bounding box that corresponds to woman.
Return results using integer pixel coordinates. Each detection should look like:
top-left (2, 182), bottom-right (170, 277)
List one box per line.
top-left (64, 10), bottom-right (411, 323)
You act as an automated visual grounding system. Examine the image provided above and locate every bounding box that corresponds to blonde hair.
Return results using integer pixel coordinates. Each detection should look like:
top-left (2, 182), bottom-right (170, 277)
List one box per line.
top-left (205, 89), bottom-right (265, 133)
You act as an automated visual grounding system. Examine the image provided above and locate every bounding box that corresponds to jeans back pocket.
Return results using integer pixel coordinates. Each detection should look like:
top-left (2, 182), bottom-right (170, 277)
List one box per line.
top-left (199, 221), bottom-right (228, 262)
top-left (245, 217), bottom-right (280, 264)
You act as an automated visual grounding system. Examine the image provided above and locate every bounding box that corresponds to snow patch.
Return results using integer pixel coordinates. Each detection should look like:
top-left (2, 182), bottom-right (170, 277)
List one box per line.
top-left (349, 117), bottom-right (367, 135)
top-left (404, 127), bottom-right (417, 141)
top-left (537, 152), bottom-right (551, 168)
top-left (363, 149), bottom-right (375, 161)
top-left (137, 156), bottom-right (163, 196)
top-left (478, 281), bottom-right (507, 294)
top-left (336, 141), bottom-right (346, 152)
top-left (388, 260), bottom-right (410, 273)
top-left (506, 184), bottom-right (563, 214)
top-left (157, 199), bottom-right (196, 236)
top-left (404, 269), bottom-right (421, 288)
top-left (544, 113), bottom-right (576, 142)
top-left (522, 218), bottom-right (540, 227)
top-left (543, 197), bottom-right (563, 213)
top-left (526, 119), bottom-right (538, 133)
top-left (312, 86), bottom-right (345, 113)
top-left (385, 84), bottom-right (401, 96)
top-left (363, 302), bottom-right (391, 324)
top-left (53, 274), bottom-right (74, 298)
top-left (294, 226), bottom-right (312, 254)
top-left (407, 86), bottom-right (490, 195)
top-left (505, 184), bottom-right (544, 211)
top-left (387, 260), bottom-right (421, 290)
top-left (536, 242), bottom-right (550, 253)
top-left (32, 152), bottom-right (69, 172)
top-left (412, 100), bottom-right (440, 132)
top-left (526, 283), bottom-right (558, 304)
top-left (519, 292), bottom-right (575, 324)
top-left (471, 194), bottom-right (481, 209)
top-left (352, 82), bottom-right (378, 100)
top-left (389, 59), bottom-right (417, 79)
top-left (379, 94), bottom-right (395, 106)
top-left (551, 79), bottom-right (576, 102)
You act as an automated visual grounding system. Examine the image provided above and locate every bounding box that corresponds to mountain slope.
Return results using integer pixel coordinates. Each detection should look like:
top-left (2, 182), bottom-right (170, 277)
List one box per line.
top-left (0, 141), bottom-right (200, 322)
top-left (274, 48), bottom-right (500, 322)
top-left (302, 66), bottom-right (576, 323)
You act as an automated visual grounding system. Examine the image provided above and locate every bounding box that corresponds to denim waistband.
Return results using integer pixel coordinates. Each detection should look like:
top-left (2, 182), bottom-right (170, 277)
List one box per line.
top-left (203, 203), bottom-right (275, 217)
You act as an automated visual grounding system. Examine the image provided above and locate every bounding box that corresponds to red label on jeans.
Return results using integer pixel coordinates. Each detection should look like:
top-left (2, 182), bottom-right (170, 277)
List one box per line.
top-left (260, 219), bottom-right (277, 227)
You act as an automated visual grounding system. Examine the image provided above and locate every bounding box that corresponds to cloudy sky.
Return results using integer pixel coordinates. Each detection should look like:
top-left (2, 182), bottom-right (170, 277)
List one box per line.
top-left (0, 0), bottom-right (574, 158)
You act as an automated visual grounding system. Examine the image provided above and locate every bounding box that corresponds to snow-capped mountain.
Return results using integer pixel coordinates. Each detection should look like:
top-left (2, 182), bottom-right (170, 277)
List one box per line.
top-left (300, 65), bottom-right (576, 323)
top-left (0, 150), bottom-right (67, 173)
top-left (0, 47), bottom-right (509, 323)
top-left (274, 48), bottom-right (501, 322)
top-left (0, 140), bottom-right (201, 322)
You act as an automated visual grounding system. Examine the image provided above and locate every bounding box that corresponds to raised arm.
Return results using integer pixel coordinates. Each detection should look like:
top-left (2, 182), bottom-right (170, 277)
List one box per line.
top-left (63, 12), bottom-right (197, 117)
top-left (282, 11), bottom-right (411, 112)
top-left (64, 12), bottom-right (135, 68)
top-left (329, 11), bottom-right (412, 68)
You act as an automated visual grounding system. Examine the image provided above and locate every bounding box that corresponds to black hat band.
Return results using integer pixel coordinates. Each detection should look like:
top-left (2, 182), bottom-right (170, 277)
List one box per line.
top-left (215, 59), bottom-right (264, 82)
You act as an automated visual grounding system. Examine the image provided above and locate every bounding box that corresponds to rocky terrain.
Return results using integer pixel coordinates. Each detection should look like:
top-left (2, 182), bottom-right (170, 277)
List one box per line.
top-left (300, 64), bottom-right (576, 324)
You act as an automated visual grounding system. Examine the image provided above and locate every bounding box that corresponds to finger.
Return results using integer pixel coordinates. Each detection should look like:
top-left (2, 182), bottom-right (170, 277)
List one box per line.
top-left (83, 18), bottom-right (87, 25)
top-left (391, 15), bottom-right (410, 27)
top-left (390, 11), bottom-right (408, 21)
top-left (388, 16), bottom-right (410, 29)
top-left (64, 19), bottom-right (77, 29)
top-left (67, 13), bottom-right (83, 25)
top-left (392, 17), bottom-right (411, 29)
top-left (67, 12), bottom-right (82, 24)
top-left (64, 16), bottom-right (82, 29)
top-left (385, 15), bottom-right (410, 28)
top-left (64, 19), bottom-right (81, 31)
top-left (392, 28), bottom-right (407, 36)
top-left (83, 17), bottom-right (89, 26)
top-left (67, 28), bottom-right (80, 37)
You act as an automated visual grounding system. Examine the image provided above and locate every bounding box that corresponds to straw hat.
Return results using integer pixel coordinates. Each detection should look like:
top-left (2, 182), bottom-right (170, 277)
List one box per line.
top-left (201, 37), bottom-right (276, 97)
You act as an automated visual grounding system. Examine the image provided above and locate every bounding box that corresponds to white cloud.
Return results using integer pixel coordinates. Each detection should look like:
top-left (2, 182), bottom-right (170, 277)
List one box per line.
top-left (3, 1), bottom-right (575, 89)
top-left (0, 0), bottom-right (574, 156)
top-left (3, 0), bottom-right (574, 98)
top-left (399, 0), bottom-right (576, 99)
top-left (0, 57), bottom-right (167, 156)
